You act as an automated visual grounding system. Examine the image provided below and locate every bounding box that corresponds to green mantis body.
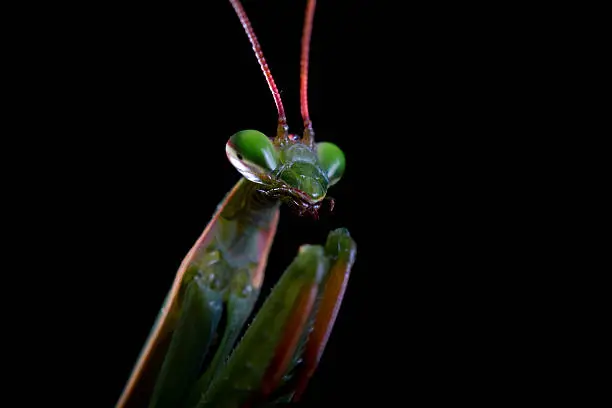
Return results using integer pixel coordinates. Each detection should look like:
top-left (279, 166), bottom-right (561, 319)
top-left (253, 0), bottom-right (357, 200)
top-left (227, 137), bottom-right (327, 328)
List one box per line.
top-left (116, 1), bottom-right (355, 407)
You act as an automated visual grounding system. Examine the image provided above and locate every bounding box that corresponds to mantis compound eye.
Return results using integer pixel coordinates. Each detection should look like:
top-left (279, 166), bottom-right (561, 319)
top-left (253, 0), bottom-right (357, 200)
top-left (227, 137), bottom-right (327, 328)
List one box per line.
top-left (316, 142), bottom-right (345, 186)
top-left (226, 130), bottom-right (279, 184)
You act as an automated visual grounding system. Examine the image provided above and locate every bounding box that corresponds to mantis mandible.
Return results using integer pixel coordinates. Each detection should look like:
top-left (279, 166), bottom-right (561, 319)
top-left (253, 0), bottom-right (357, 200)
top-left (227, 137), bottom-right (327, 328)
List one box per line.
top-left (116, 1), bottom-right (356, 406)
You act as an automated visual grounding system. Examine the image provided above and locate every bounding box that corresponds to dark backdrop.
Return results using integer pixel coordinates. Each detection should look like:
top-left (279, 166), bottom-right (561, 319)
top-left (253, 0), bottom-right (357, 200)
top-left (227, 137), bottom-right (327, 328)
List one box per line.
top-left (93, 2), bottom-right (396, 406)
top-left (55, 1), bottom-right (518, 406)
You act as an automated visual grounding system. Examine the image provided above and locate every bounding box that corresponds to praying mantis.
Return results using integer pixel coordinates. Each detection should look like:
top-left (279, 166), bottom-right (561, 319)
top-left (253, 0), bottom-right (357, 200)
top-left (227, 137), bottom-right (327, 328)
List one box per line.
top-left (116, 1), bottom-right (356, 407)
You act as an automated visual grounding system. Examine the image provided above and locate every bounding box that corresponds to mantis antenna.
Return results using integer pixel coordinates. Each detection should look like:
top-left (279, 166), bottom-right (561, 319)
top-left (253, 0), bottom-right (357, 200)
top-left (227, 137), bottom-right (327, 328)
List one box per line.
top-left (300, 0), bottom-right (317, 147)
top-left (230, 0), bottom-right (320, 146)
top-left (229, 0), bottom-right (289, 142)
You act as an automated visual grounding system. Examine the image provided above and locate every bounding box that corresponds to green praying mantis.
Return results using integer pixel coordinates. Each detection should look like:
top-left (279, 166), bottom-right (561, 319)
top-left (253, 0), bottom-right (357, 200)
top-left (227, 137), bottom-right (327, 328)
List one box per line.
top-left (116, 1), bottom-right (356, 407)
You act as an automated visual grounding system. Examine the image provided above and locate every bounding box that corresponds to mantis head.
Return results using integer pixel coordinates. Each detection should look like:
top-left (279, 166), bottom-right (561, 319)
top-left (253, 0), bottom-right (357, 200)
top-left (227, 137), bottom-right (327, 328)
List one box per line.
top-left (225, 0), bottom-right (346, 216)
top-left (226, 130), bottom-right (345, 214)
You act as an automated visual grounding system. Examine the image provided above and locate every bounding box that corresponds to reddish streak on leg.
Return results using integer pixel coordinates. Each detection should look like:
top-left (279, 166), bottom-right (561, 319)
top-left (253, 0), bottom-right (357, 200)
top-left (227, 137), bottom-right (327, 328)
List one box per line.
top-left (260, 283), bottom-right (318, 398)
top-left (292, 259), bottom-right (352, 401)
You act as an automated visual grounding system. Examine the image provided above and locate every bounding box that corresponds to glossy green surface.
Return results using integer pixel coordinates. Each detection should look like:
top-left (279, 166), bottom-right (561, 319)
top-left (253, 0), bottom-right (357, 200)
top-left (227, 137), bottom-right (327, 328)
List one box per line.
top-left (316, 142), bottom-right (345, 186)
top-left (228, 130), bottom-right (278, 171)
top-left (226, 132), bottom-right (346, 204)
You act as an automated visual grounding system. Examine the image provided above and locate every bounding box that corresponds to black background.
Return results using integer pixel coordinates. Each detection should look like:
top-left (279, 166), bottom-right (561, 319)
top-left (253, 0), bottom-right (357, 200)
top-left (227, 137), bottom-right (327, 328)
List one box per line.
top-left (37, 0), bottom-right (525, 406)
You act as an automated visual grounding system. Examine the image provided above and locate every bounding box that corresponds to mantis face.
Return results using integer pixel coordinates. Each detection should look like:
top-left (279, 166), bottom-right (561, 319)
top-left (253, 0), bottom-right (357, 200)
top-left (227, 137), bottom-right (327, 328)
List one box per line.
top-left (226, 130), bottom-right (345, 213)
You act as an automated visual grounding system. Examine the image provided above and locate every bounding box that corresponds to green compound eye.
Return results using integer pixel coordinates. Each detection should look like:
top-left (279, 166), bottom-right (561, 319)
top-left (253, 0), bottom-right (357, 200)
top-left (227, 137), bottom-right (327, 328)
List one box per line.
top-left (226, 130), bottom-right (279, 183)
top-left (316, 142), bottom-right (345, 186)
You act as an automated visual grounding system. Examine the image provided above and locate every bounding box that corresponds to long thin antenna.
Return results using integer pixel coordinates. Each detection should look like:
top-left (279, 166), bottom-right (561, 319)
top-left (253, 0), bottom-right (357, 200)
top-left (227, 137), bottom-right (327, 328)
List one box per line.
top-left (300, 0), bottom-right (317, 146)
top-left (229, 0), bottom-right (288, 140)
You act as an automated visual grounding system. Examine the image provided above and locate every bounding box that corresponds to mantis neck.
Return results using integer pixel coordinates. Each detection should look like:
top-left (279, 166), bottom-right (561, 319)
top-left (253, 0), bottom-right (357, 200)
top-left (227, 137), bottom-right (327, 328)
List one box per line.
top-left (219, 179), bottom-right (279, 227)
top-left (208, 179), bottom-right (280, 273)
